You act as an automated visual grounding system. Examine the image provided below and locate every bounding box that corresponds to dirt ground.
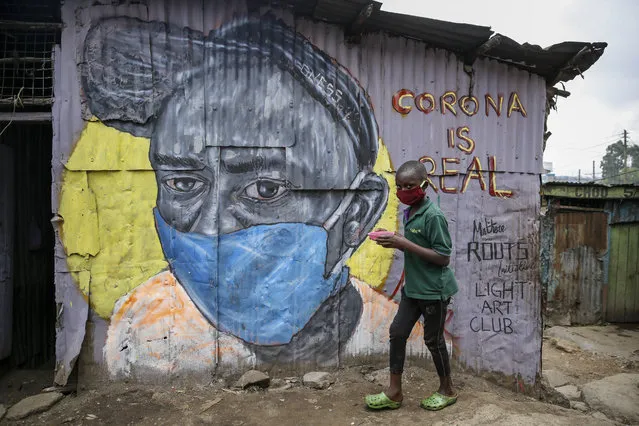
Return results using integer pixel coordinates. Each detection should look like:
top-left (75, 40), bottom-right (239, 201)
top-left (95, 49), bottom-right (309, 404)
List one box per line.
top-left (0, 367), bottom-right (614, 426)
top-left (1, 325), bottom-right (638, 426)
top-left (542, 338), bottom-right (636, 387)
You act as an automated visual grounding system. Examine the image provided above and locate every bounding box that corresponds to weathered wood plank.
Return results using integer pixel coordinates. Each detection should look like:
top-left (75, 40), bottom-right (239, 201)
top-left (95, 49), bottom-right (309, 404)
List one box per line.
top-left (626, 225), bottom-right (639, 322)
top-left (607, 226), bottom-right (620, 321)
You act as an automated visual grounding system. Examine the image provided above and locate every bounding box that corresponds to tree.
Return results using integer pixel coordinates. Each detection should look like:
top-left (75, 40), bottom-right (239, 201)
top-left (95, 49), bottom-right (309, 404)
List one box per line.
top-left (600, 140), bottom-right (639, 184)
top-left (631, 144), bottom-right (639, 168)
top-left (601, 141), bottom-right (625, 180)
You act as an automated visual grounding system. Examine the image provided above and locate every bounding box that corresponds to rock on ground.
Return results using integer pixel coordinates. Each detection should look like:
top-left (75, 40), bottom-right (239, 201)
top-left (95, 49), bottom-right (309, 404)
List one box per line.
top-left (543, 369), bottom-right (571, 388)
top-left (6, 392), bottom-right (65, 420)
top-left (582, 373), bottom-right (639, 423)
top-left (431, 402), bottom-right (614, 426)
top-left (545, 326), bottom-right (639, 360)
top-left (552, 338), bottom-right (580, 354)
top-left (234, 370), bottom-right (270, 389)
top-left (591, 411), bottom-right (612, 422)
top-left (555, 385), bottom-right (581, 401)
top-left (539, 378), bottom-right (570, 408)
top-left (302, 372), bottom-right (334, 390)
top-left (365, 367), bottom-right (389, 385)
top-left (0, 404), bottom-right (6, 420)
top-left (570, 401), bottom-right (589, 412)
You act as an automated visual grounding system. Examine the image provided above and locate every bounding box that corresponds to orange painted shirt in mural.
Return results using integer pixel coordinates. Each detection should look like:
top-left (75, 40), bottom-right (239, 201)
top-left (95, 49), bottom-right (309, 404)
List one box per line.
top-left (104, 271), bottom-right (426, 377)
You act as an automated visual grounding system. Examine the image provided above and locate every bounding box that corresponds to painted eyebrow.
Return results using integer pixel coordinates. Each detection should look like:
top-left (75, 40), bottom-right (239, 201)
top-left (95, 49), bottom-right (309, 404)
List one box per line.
top-left (220, 153), bottom-right (286, 174)
top-left (151, 153), bottom-right (206, 170)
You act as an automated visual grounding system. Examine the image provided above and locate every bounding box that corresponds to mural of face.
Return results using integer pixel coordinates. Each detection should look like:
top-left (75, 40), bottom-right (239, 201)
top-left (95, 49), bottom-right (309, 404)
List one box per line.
top-left (82, 16), bottom-right (388, 352)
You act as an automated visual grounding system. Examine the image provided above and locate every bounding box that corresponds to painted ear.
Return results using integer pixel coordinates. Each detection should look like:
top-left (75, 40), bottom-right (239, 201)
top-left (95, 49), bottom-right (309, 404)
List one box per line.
top-left (81, 17), bottom-right (205, 137)
top-left (342, 173), bottom-right (389, 248)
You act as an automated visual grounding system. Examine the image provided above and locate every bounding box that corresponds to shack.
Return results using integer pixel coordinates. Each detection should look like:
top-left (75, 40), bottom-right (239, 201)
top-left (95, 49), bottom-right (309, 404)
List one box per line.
top-left (541, 182), bottom-right (639, 325)
top-left (0, 0), bottom-right (607, 390)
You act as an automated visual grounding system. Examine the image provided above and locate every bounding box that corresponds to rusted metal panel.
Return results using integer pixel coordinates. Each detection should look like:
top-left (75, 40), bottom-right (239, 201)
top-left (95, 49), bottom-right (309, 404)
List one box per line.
top-left (609, 200), bottom-right (639, 224)
top-left (607, 223), bottom-right (639, 323)
top-left (354, 34), bottom-right (546, 175)
top-left (284, 0), bottom-right (606, 83)
top-left (0, 144), bottom-right (14, 360)
top-left (547, 211), bottom-right (607, 325)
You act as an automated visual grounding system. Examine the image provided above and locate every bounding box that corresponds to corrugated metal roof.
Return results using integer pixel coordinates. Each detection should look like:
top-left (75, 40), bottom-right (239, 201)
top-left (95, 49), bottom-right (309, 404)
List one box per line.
top-left (543, 181), bottom-right (639, 188)
top-left (270, 0), bottom-right (606, 84)
top-left (543, 176), bottom-right (600, 184)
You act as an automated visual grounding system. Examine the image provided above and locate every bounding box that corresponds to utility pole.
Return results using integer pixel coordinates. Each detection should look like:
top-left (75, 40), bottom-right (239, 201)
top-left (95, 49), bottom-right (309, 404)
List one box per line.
top-left (593, 160), bottom-right (596, 181)
top-left (578, 169), bottom-right (581, 183)
top-left (623, 129), bottom-right (628, 168)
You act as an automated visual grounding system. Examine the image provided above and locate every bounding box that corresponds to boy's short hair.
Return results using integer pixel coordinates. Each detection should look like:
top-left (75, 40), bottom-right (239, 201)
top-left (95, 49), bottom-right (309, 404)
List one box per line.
top-left (397, 160), bottom-right (428, 180)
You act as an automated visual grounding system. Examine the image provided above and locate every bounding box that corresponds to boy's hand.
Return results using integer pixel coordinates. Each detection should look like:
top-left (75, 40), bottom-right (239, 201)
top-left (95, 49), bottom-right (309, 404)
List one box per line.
top-left (375, 232), bottom-right (408, 250)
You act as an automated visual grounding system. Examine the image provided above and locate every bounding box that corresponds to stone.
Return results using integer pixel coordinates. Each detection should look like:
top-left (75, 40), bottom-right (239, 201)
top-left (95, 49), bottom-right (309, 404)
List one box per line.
top-left (570, 401), bottom-right (589, 412)
top-left (0, 404), bottom-right (6, 421)
top-left (270, 378), bottom-right (285, 388)
top-left (546, 325), bottom-right (639, 360)
top-left (198, 414), bottom-right (215, 423)
top-left (199, 397), bottom-right (222, 413)
top-left (434, 402), bottom-right (614, 426)
top-left (553, 338), bottom-right (580, 354)
top-left (269, 384), bottom-right (293, 392)
top-left (234, 370), bottom-right (270, 389)
top-left (543, 369), bottom-right (571, 388)
top-left (302, 372), bottom-right (335, 390)
top-left (365, 367), bottom-right (389, 386)
top-left (555, 385), bottom-right (582, 401)
top-left (6, 392), bottom-right (65, 420)
top-left (539, 377), bottom-right (570, 408)
top-left (591, 411), bottom-right (610, 421)
top-left (582, 373), bottom-right (639, 423)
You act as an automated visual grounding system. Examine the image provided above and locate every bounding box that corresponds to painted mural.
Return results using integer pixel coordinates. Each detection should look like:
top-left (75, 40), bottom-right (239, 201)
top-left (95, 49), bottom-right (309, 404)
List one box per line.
top-left (61, 15), bottom-right (429, 377)
top-left (56, 0), bottom-right (545, 386)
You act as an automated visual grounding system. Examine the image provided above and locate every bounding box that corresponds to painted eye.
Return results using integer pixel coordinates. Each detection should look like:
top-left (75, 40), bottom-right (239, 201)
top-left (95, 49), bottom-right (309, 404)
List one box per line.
top-left (243, 179), bottom-right (289, 201)
top-left (164, 177), bottom-right (205, 193)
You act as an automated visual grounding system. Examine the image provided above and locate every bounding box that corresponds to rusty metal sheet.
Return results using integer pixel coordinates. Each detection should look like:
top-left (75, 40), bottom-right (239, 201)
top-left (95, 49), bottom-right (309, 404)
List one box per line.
top-left (547, 211), bottom-right (608, 325)
top-left (293, 26), bottom-right (547, 176)
top-left (284, 0), bottom-right (606, 84)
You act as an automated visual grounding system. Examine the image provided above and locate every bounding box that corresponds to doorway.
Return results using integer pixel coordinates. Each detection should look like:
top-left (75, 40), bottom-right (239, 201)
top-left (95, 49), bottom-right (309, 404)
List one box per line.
top-left (0, 122), bottom-right (55, 372)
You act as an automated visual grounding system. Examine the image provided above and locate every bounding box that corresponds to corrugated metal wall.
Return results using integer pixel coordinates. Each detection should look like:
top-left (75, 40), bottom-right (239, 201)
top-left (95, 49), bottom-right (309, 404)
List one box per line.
top-left (54, 0), bottom-right (545, 387)
top-left (547, 211), bottom-right (607, 325)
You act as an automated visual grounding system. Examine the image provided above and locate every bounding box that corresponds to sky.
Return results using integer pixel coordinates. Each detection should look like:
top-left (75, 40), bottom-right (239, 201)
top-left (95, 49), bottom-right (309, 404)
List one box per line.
top-left (380, 0), bottom-right (639, 179)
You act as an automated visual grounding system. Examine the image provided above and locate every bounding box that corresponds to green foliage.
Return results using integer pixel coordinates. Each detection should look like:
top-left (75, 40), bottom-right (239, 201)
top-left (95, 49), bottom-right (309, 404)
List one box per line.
top-left (600, 140), bottom-right (639, 184)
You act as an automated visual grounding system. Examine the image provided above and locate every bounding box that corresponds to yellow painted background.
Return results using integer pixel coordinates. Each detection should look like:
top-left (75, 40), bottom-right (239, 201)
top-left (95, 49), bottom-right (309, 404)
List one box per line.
top-left (60, 121), bottom-right (398, 319)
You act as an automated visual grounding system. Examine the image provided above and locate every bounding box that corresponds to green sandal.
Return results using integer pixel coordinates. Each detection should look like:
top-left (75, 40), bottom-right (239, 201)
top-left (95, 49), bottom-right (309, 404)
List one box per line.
top-left (365, 392), bottom-right (402, 410)
top-left (420, 392), bottom-right (457, 411)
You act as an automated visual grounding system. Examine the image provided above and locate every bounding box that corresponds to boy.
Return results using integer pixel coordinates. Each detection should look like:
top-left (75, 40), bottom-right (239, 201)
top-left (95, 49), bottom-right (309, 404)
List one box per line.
top-left (365, 160), bottom-right (458, 411)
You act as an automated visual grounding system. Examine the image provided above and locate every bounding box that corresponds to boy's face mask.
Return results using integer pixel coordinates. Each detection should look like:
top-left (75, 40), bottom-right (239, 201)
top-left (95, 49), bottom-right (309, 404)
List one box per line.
top-left (396, 180), bottom-right (426, 205)
top-left (154, 172), bottom-right (366, 346)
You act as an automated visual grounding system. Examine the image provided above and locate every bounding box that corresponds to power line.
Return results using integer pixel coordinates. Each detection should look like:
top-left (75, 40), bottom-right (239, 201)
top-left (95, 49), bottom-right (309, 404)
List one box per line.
top-left (594, 168), bottom-right (639, 183)
top-left (558, 134), bottom-right (625, 151)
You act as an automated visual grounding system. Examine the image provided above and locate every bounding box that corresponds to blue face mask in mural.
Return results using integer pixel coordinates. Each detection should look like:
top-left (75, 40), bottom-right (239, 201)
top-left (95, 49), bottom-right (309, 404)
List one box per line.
top-left (154, 209), bottom-right (349, 345)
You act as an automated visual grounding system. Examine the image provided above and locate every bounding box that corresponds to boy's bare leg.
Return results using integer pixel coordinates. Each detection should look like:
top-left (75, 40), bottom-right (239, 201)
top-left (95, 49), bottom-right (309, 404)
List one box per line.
top-left (385, 373), bottom-right (403, 402)
top-left (438, 375), bottom-right (456, 396)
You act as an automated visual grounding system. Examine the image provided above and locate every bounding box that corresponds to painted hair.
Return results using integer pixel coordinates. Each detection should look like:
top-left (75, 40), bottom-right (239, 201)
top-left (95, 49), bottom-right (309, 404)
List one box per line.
top-left (82, 15), bottom-right (379, 169)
